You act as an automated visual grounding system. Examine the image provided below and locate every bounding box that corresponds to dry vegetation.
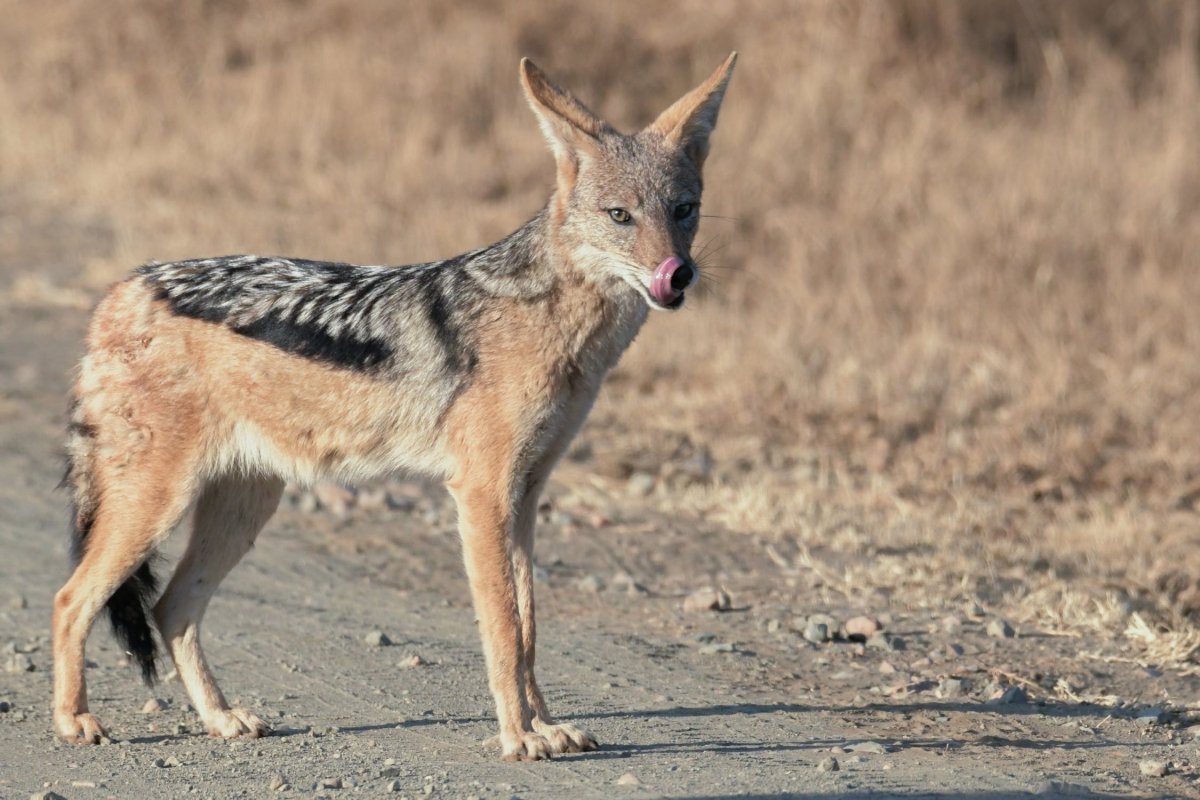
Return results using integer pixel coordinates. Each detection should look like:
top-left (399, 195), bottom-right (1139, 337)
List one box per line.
top-left (3, 1), bottom-right (1200, 668)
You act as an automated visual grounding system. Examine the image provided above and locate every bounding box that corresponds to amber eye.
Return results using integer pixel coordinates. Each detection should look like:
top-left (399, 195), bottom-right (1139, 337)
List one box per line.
top-left (608, 208), bottom-right (632, 224)
top-left (673, 203), bottom-right (696, 221)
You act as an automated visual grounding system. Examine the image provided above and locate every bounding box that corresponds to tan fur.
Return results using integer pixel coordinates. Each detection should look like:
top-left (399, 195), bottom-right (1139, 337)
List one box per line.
top-left (52, 54), bottom-right (735, 760)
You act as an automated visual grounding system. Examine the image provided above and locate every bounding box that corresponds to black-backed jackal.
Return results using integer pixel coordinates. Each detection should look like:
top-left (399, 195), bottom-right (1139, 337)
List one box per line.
top-left (54, 53), bottom-right (736, 761)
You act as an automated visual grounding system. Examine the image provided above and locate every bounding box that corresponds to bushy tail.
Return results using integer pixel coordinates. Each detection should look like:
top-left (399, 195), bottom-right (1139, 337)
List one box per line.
top-left (63, 404), bottom-right (161, 685)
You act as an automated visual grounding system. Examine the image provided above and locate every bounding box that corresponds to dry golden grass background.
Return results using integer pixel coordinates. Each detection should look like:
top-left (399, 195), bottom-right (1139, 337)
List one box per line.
top-left (3, 1), bottom-right (1200, 667)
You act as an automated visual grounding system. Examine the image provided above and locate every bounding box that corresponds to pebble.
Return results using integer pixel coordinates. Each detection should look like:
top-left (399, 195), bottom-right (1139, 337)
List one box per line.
top-left (817, 756), bottom-right (839, 772)
top-left (30, 793), bottom-right (67, 800)
top-left (1139, 760), bottom-right (1169, 778)
top-left (576, 574), bottom-right (605, 593)
top-left (939, 615), bottom-right (963, 633)
top-left (938, 677), bottom-right (966, 698)
top-left (610, 573), bottom-right (648, 595)
top-left (385, 779), bottom-right (402, 792)
top-left (320, 777), bottom-right (344, 789)
top-left (803, 622), bottom-right (830, 644)
top-left (964, 601), bottom-right (985, 618)
top-left (153, 755), bottom-right (182, 768)
top-left (365, 630), bottom-right (393, 647)
top-left (986, 686), bottom-right (1028, 705)
top-left (313, 482), bottom-right (355, 516)
top-left (683, 588), bottom-right (732, 613)
top-left (699, 642), bottom-right (735, 655)
top-left (0, 700), bottom-right (9, 712)
top-left (400, 654), bottom-right (427, 668)
top-left (1136, 708), bottom-right (1167, 726)
top-left (986, 618), bottom-right (1015, 638)
top-left (847, 741), bottom-right (890, 754)
top-left (626, 472), bottom-right (656, 496)
top-left (616, 772), bottom-right (642, 785)
top-left (356, 486), bottom-right (388, 512)
top-left (269, 773), bottom-right (288, 791)
top-left (866, 634), bottom-right (904, 652)
top-left (5, 653), bottom-right (34, 673)
top-left (844, 615), bottom-right (882, 640)
top-left (142, 698), bottom-right (167, 713)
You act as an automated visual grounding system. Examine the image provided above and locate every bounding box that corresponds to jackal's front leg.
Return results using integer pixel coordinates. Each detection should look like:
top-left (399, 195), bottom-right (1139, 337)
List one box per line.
top-left (512, 483), bottom-right (598, 754)
top-left (450, 482), bottom-right (550, 761)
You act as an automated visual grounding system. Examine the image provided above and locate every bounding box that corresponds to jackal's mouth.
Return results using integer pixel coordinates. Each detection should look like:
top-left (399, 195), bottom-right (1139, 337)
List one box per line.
top-left (649, 256), bottom-right (696, 310)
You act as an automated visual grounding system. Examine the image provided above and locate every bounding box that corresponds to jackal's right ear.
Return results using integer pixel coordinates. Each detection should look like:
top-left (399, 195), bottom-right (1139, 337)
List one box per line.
top-left (520, 58), bottom-right (610, 169)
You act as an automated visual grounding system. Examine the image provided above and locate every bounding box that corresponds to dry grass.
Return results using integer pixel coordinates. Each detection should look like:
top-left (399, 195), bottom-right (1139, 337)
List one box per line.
top-left (3, 1), bottom-right (1200, 666)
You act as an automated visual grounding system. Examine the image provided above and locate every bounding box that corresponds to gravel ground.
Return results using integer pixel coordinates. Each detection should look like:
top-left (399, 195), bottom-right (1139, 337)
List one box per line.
top-left (2, 297), bottom-right (1199, 799)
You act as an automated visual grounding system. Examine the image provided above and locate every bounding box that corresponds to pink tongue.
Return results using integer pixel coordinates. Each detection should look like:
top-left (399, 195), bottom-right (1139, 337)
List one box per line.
top-left (651, 256), bottom-right (685, 305)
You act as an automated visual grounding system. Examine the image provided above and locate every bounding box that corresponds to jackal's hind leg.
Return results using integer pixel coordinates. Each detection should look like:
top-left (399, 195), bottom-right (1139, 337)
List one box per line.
top-left (53, 480), bottom-right (192, 744)
top-left (153, 474), bottom-right (283, 739)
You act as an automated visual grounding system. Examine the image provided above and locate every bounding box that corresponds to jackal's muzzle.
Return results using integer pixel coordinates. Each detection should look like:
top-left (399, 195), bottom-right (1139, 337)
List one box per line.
top-left (650, 256), bottom-right (697, 309)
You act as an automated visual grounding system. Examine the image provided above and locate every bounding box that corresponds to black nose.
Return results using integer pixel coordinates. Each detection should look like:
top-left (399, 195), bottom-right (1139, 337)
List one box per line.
top-left (670, 262), bottom-right (695, 292)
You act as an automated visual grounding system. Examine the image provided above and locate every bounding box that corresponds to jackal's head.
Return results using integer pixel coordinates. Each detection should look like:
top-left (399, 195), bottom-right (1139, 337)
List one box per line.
top-left (520, 53), bottom-right (736, 311)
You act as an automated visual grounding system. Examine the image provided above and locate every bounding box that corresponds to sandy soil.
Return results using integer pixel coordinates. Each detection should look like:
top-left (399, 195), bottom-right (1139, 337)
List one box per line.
top-left (1, 220), bottom-right (1198, 800)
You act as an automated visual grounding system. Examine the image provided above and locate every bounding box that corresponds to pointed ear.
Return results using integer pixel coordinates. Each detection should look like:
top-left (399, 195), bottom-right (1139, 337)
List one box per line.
top-left (647, 52), bottom-right (737, 170)
top-left (520, 58), bottom-right (610, 166)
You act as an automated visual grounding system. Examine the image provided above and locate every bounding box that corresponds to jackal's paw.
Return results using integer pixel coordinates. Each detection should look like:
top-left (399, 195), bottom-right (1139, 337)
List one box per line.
top-left (500, 731), bottom-right (554, 762)
top-left (55, 711), bottom-right (109, 744)
top-left (206, 708), bottom-right (270, 739)
top-left (534, 720), bottom-right (598, 754)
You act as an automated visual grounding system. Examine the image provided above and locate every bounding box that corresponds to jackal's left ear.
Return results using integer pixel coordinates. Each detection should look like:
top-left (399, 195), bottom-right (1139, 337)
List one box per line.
top-left (648, 52), bottom-right (737, 170)
top-left (520, 58), bottom-right (610, 166)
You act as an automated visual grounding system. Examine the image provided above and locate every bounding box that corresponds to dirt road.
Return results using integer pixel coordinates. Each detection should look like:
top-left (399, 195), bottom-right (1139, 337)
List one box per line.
top-left (1, 298), bottom-right (1197, 799)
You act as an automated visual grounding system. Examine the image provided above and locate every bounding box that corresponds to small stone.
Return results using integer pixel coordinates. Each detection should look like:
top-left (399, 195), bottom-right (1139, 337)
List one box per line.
top-left (845, 616), bottom-right (882, 640)
top-left (365, 630), bottom-right (392, 647)
top-left (313, 482), bottom-right (355, 516)
top-left (964, 601), bottom-right (985, 619)
top-left (9, 594), bottom-right (27, 610)
top-left (616, 772), bottom-right (642, 785)
top-left (939, 615), bottom-right (963, 633)
top-left (1136, 708), bottom-right (1167, 727)
top-left (1139, 760), bottom-right (1169, 778)
top-left (986, 686), bottom-right (1028, 705)
top-left (320, 777), bottom-right (344, 789)
top-left (0, 700), bottom-right (10, 713)
top-left (357, 486), bottom-right (388, 512)
top-left (847, 741), bottom-right (890, 754)
top-left (385, 491), bottom-right (417, 512)
top-left (765, 618), bottom-right (781, 633)
top-left (627, 472), bottom-right (656, 496)
top-left (699, 642), bottom-right (735, 655)
top-left (401, 654), bottom-right (427, 668)
top-left (576, 574), bottom-right (605, 593)
top-left (610, 573), bottom-right (647, 595)
top-left (385, 779), bottom-right (402, 792)
top-left (683, 588), bottom-right (732, 613)
top-left (817, 756), bottom-right (839, 772)
top-left (938, 678), bottom-right (966, 698)
top-left (31, 793), bottom-right (67, 800)
top-left (5, 654), bottom-right (34, 673)
top-left (153, 757), bottom-right (168, 768)
top-left (803, 622), bottom-right (830, 644)
top-left (986, 618), bottom-right (1015, 638)
top-left (878, 661), bottom-right (897, 675)
top-left (866, 634), bottom-right (903, 652)
top-left (269, 774), bottom-right (288, 791)
top-left (142, 698), bottom-right (167, 713)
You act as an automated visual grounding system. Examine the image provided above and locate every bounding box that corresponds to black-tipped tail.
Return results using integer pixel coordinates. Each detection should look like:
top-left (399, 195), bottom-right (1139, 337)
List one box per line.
top-left (106, 560), bottom-right (161, 685)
